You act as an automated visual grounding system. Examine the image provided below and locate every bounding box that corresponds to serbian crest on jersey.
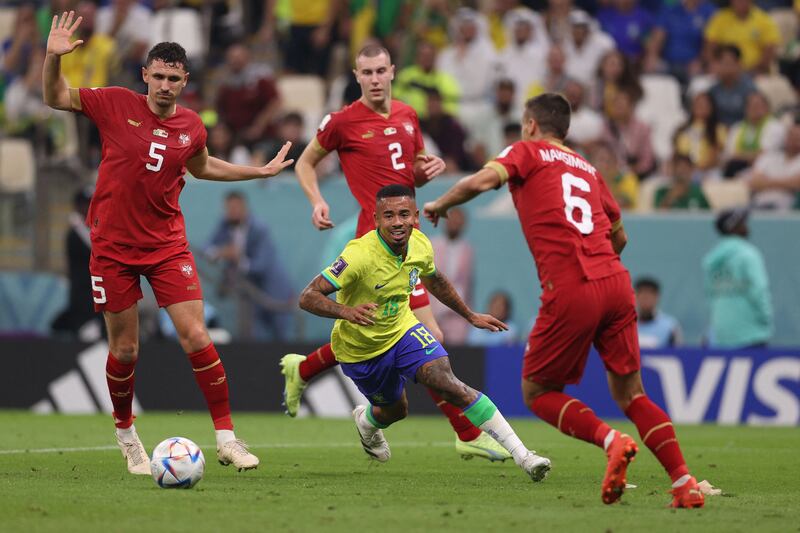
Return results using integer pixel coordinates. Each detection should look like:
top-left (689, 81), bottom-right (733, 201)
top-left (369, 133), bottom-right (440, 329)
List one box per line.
top-left (179, 133), bottom-right (191, 146)
top-left (180, 263), bottom-right (194, 278)
top-left (408, 267), bottom-right (420, 292)
top-left (403, 121), bottom-right (414, 136)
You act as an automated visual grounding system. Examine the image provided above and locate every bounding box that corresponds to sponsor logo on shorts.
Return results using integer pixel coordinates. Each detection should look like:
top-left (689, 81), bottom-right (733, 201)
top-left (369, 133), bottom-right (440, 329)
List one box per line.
top-left (180, 263), bottom-right (194, 278)
top-left (186, 284), bottom-right (197, 291)
top-left (179, 133), bottom-right (191, 145)
top-left (425, 347), bottom-right (437, 355)
top-left (330, 256), bottom-right (348, 277)
top-left (408, 267), bottom-right (419, 292)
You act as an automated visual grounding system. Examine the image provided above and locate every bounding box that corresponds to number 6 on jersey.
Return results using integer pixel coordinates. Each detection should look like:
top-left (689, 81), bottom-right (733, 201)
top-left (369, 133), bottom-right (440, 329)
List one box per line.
top-left (562, 172), bottom-right (594, 234)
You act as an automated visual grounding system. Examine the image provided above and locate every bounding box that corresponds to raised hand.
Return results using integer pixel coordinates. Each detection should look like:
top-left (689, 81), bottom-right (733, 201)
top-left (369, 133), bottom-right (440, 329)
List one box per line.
top-left (46, 11), bottom-right (84, 57)
top-left (468, 312), bottom-right (509, 332)
top-left (260, 141), bottom-right (295, 177)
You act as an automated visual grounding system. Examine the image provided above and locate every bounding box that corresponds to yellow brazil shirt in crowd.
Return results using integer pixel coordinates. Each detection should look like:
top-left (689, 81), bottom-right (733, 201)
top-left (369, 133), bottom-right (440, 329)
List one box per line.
top-left (704, 6), bottom-right (780, 70)
top-left (322, 229), bottom-right (436, 363)
top-left (61, 34), bottom-right (116, 89)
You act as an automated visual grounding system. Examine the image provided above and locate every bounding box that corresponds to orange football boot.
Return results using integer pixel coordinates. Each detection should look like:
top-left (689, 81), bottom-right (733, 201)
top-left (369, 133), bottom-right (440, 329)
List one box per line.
top-left (601, 433), bottom-right (638, 504)
top-left (670, 476), bottom-right (705, 508)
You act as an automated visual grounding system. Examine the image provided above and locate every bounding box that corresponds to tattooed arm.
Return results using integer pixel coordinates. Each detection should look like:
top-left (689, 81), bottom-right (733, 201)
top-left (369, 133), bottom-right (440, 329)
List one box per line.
top-left (421, 271), bottom-right (508, 332)
top-left (299, 275), bottom-right (378, 325)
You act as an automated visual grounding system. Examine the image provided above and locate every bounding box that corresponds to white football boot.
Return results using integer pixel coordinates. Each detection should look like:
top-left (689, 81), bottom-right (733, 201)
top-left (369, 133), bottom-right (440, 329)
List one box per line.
top-left (217, 439), bottom-right (260, 471)
top-left (520, 451), bottom-right (552, 482)
top-left (116, 426), bottom-right (150, 475)
top-left (352, 405), bottom-right (391, 462)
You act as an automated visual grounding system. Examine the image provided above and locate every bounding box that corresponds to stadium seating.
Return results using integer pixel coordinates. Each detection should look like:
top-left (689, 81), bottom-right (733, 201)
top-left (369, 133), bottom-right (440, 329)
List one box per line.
top-left (0, 7), bottom-right (16, 45)
top-left (770, 8), bottom-right (799, 58)
top-left (0, 138), bottom-right (36, 239)
top-left (701, 179), bottom-right (750, 210)
top-left (636, 75), bottom-right (686, 162)
top-left (150, 8), bottom-right (206, 66)
top-left (637, 175), bottom-right (671, 213)
top-left (755, 73), bottom-right (798, 114)
top-left (276, 75), bottom-right (327, 140)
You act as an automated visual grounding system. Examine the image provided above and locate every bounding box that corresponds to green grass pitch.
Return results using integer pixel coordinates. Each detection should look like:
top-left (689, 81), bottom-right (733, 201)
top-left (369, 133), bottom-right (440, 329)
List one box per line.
top-left (0, 411), bottom-right (797, 532)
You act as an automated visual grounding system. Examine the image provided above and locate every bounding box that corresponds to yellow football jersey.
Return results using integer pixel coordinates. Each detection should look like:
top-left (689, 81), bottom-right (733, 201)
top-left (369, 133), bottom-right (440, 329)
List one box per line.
top-left (321, 229), bottom-right (436, 363)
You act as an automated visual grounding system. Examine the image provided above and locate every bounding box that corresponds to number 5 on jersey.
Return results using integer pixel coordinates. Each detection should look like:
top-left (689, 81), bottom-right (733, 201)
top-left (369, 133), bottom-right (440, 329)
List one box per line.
top-left (146, 142), bottom-right (167, 172)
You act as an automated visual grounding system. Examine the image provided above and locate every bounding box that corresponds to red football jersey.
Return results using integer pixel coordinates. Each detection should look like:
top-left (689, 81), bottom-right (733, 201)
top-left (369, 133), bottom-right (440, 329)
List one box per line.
top-left (315, 99), bottom-right (424, 237)
top-left (79, 87), bottom-right (208, 247)
top-left (487, 140), bottom-right (627, 287)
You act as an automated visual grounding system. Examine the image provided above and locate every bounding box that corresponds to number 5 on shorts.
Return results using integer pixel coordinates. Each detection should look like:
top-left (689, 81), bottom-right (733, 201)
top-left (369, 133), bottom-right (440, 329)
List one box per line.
top-left (91, 275), bottom-right (107, 304)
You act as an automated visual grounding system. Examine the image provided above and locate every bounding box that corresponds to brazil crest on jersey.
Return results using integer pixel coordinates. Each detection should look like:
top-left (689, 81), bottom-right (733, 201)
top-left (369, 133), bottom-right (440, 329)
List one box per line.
top-left (321, 229), bottom-right (436, 362)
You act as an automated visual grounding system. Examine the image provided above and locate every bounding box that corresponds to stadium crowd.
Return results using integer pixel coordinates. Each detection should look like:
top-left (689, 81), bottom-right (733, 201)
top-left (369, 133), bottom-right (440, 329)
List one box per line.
top-left (2, 0), bottom-right (800, 212)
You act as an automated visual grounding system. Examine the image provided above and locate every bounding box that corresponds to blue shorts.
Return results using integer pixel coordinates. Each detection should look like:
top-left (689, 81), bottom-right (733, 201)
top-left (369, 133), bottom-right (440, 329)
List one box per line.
top-left (340, 323), bottom-right (448, 406)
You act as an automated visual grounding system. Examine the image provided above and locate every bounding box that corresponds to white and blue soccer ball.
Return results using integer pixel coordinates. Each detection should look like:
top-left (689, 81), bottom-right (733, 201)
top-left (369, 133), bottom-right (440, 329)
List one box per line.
top-left (150, 437), bottom-right (205, 489)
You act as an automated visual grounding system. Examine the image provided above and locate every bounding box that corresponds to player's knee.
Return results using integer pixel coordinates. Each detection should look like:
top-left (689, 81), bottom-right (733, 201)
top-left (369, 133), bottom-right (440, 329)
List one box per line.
top-left (611, 387), bottom-right (646, 411)
top-left (112, 342), bottom-right (139, 364)
top-left (178, 325), bottom-right (211, 353)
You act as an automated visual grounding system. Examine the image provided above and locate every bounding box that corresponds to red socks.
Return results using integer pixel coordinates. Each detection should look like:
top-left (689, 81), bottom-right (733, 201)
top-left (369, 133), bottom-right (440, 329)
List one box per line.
top-left (188, 343), bottom-right (233, 431)
top-left (106, 352), bottom-right (136, 429)
top-left (427, 388), bottom-right (482, 442)
top-left (530, 391), bottom-right (611, 449)
top-left (298, 343), bottom-right (338, 382)
top-left (625, 395), bottom-right (689, 482)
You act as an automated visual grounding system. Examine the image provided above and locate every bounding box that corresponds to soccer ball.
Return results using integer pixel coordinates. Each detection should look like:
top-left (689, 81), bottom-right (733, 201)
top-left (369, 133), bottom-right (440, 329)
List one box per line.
top-left (150, 437), bottom-right (205, 489)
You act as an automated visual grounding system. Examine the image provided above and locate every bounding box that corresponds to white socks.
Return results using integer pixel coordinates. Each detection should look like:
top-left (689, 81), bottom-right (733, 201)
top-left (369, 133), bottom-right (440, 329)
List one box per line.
top-left (216, 429), bottom-right (236, 447)
top-left (478, 410), bottom-right (529, 465)
top-left (672, 474), bottom-right (691, 488)
top-left (116, 425), bottom-right (137, 443)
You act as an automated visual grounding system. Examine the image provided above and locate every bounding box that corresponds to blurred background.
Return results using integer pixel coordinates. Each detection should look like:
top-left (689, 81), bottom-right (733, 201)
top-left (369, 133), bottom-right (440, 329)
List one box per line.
top-left (0, 0), bottom-right (798, 423)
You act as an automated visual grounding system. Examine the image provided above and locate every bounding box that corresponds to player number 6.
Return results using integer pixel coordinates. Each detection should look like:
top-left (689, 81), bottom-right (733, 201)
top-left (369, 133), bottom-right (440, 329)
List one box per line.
top-left (91, 275), bottom-right (107, 304)
top-left (561, 172), bottom-right (594, 235)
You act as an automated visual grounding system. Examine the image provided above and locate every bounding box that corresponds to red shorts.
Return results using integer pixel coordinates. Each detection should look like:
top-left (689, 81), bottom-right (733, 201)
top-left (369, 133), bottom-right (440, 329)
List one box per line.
top-left (522, 271), bottom-right (640, 385)
top-left (89, 238), bottom-right (203, 313)
top-left (409, 280), bottom-right (430, 310)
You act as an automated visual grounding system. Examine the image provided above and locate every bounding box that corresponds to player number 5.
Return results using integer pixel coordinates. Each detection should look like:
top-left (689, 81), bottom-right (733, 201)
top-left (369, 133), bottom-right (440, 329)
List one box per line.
top-left (561, 172), bottom-right (594, 235)
top-left (91, 276), bottom-right (107, 304)
top-left (146, 142), bottom-right (167, 172)
top-left (388, 142), bottom-right (405, 170)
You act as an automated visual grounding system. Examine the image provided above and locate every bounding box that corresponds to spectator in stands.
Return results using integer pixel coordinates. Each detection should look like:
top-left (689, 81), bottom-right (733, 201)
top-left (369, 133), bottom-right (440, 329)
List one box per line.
top-left (563, 9), bottom-right (616, 88)
top-left (527, 45), bottom-right (573, 98)
top-left (503, 122), bottom-right (522, 146)
top-left (96, 0), bottom-right (152, 86)
top-left (749, 118), bottom-right (800, 210)
top-left (703, 207), bottom-right (773, 348)
top-left (420, 88), bottom-right (472, 171)
top-left (394, 40), bottom-right (461, 119)
top-left (589, 141), bottom-right (640, 210)
top-left (564, 79), bottom-right (604, 149)
top-left (3, 47), bottom-right (50, 144)
top-left (635, 277), bottom-right (682, 349)
top-left (60, 1), bottom-right (116, 89)
top-left (591, 49), bottom-right (642, 115)
top-left (51, 187), bottom-right (99, 341)
top-left (709, 45), bottom-right (757, 127)
top-left (215, 43), bottom-right (282, 145)
top-left (430, 208), bottom-right (474, 345)
top-left (673, 92), bottom-right (727, 174)
top-left (207, 122), bottom-right (252, 166)
top-left (438, 8), bottom-right (499, 122)
top-left (498, 7), bottom-right (550, 109)
top-left (647, 0), bottom-right (717, 83)
top-left (468, 291), bottom-right (519, 346)
top-left (722, 91), bottom-right (785, 178)
top-left (253, 112), bottom-right (308, 171)
top-left (704, 0), bottom-right (781, 74)
top-left (597, 0), bottom-right (654, 61)
top-left (1, 3), bottom-right (39, 88)
top-left (204, 191), bottom-right (294, 341)
top-left (603, 88), bottom-right (657, 178)
top-left (544, 0), bottom-right (576, 44)
top-left (282, 0), bottom-right (339, 76)
top-left (655, 154), bottom-right (711, 210)
top-left (463, 78), bottom-right (520, 166)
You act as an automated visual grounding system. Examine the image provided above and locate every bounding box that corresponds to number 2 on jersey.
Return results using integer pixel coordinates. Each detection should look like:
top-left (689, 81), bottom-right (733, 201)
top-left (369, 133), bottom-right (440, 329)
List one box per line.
top-left (146, 142), bottom-right (167, 172)
top-left (388, 142), bottom-right (405, 170)
top-left (561, 172), bottom-right (594, 234)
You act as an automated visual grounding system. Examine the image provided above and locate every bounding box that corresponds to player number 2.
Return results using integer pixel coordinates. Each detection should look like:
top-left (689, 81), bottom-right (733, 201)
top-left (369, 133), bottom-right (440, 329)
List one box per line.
top-left (146, 142), bottom-right (167, 172)
top-left (388, 142), bottom-right (405, 170)
top-left (91, 276), bottom-right (107, 304)
top-left (561, 172), bottom-right (594, 235)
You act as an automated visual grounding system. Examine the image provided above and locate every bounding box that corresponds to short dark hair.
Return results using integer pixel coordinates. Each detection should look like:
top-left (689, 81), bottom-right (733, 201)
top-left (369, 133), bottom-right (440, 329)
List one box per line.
top-left (356, 44), bottom-right (391, 63)
top-left (225, 190), bottom-right (246, 202)
top-left (376, 184), bottom-right (415, 202)
top-left (146, 42), bottom-right (189, 70)
top-left (524, 93), bottom-right (571, 140)
top-left (634, 277), bottom-right (660, 293)
top-left (282, 111), bottom-right (304, 125)
top-left (715, 44), bottom-right (742, 62)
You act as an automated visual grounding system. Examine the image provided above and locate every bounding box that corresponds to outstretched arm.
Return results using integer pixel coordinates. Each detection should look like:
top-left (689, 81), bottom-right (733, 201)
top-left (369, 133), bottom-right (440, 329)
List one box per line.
top-left (43, 11), bottom-right (84, 111)
top-left (298, 275), bottom-right (377, 325)
top-left (423, 167), bottom-right (502, 226)
top-left (187, 142), bottom-right (294, 182)
top-left (421, 271), bottom-right (507, 332)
